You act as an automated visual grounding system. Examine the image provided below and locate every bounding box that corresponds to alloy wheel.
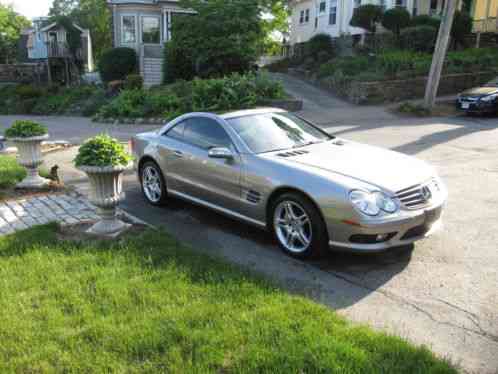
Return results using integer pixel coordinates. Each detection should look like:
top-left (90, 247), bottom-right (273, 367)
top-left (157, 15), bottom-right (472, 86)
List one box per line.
top-left (274, 201), bottom-right (312, 253)
top-left (142, 165), bottom-right (162, 203)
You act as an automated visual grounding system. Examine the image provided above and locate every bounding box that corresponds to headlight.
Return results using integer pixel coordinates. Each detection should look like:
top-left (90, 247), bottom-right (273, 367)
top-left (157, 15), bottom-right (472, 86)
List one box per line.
top-left (349, 190), bottom-right (398, 216)
top-left (374, 192), bottom-right (398, 213)
top-left (480, 93), bottom-right (498, 102)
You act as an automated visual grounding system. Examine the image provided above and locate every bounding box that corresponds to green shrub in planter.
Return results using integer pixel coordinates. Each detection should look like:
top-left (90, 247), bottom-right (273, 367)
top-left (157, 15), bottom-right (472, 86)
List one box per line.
top-left (74, 134), bottom-right (132, 167)
top-left (400, 26), bottom-right (437, 52)
top-left (4, 120), bottom-right (48, 138)
top-left (124, 74), bottom-right (144, 90)
top-left (99, 48), bottom-right (138, 83)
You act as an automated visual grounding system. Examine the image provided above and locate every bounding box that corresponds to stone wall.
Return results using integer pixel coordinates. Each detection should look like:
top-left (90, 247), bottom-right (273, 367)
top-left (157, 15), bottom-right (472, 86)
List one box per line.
top-left (289, 69), bottom-right (498, 104)
top-left (0, 63), bottom-right (44, 83)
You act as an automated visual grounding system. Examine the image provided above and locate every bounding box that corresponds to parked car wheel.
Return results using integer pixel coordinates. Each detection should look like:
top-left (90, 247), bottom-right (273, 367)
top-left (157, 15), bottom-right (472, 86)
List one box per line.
top-left (271, 193), bottom-right (328, 259)
top-left (140, 161), bottom-right (168, 206)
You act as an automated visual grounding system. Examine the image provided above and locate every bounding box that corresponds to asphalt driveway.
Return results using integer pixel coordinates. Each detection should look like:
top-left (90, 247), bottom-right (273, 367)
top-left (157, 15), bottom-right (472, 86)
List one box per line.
top-left (4, 75), bottom-right (498, 373)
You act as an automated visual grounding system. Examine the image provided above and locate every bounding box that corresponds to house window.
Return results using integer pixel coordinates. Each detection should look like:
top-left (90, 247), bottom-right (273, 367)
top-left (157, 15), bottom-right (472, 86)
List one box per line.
top-left (319, 1), bottom-right (327, 13)
top-left (354, 0), bottom-right (361, 8)
top-left (142, 16), bottom-right (160, 44)
top-left (305, 9), bottom-right (310, 22)
top-left (395, 0), bottom-right (406, 6)
top-left (379, 0), bottom-right (386, 11)
top-left (300, 10), bottom-right (305, 24)
top-left (329, 0), bottom-right (337, 25)
top-left (122, 15), bottom-right (136, 43)
top-left (413, 0), bottom-right (418, 15)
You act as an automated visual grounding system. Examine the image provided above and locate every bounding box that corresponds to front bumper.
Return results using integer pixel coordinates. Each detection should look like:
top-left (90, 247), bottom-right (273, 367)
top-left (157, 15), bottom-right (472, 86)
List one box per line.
top-left (327, 202), bottom-right (445, 253)
top-left (457, 98), bottom-right (497, 113)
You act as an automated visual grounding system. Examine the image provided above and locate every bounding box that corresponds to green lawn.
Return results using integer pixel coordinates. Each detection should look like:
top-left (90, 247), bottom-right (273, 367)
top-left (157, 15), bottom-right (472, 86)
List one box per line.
top-left (0, 154), bottom-right (26, 190)
top-left (0, 224), bottom-right (457, 373)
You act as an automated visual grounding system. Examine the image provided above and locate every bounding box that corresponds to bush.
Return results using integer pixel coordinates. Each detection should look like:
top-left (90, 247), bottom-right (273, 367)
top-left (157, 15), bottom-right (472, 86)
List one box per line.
top-left (98, 73), bottom-right (285, 120)
top-left (350, 4), bottom-right (384, 33)
top-left (397, 102), bottom-right (431, 116)
top-left (14, 85), bottom-right (45, 100)
top-left (317, 56), bottom-right (370, 78)
top-left (411, 15), bottom-right (441, 29)
top-left (124, 74), bottom-right (144, 90)
top-left (400, 26), bottom-right (437, 52)
top-left (163, 41), bottom-right (195, 84)
top-left (382, 8), bottom-right (411, 35)
top-left (4, 120), bottom-right (48, 138)
top-left (98, 48), bottom-right (138, 83)
top-left (307, 34), bottom-right (334, 59)
top-left (74, 134), bottom-right (132, 167)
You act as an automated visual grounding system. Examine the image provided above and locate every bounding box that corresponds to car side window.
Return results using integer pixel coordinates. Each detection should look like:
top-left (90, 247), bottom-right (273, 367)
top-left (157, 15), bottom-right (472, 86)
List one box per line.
top-left (165, 121), bottom-right (186, 141)
top-left (183, 117), bottom-right (233, 150)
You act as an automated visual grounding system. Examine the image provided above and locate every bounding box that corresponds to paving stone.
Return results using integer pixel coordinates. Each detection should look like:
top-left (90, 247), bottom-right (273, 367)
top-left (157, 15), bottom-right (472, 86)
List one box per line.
top-left (21, 217), bottom-right (38, 227)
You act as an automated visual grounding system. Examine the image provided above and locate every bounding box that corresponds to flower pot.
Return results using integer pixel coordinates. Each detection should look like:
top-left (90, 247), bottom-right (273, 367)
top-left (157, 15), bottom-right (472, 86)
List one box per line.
top-left (10, 134), bottom-right (51, 188)
top-left (78, 164), bottom-right (132, 238)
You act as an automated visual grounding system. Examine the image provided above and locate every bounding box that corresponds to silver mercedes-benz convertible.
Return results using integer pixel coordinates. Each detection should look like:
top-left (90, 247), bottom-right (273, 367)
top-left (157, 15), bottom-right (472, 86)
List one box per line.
top-left (131, 108), bottom-right (447, 258)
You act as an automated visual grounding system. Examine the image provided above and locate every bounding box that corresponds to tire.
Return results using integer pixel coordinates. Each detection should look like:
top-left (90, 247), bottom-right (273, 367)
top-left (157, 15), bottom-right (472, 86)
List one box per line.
top-left (270, 192), bottom-right (329, 259)
top-left (140, 161), bottom-right (168, 206)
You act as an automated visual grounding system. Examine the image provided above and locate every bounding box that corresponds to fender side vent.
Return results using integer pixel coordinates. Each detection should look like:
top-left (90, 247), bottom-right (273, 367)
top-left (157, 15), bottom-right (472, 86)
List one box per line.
top-left (246, 190), bottom-right (262, 204)
top-left (277, 150), bottom-right (309, 158)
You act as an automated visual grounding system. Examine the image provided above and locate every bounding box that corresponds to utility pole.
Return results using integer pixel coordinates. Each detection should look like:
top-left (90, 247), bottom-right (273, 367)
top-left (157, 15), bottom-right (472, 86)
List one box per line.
top-left (423, 0), bottom-right (458, 110)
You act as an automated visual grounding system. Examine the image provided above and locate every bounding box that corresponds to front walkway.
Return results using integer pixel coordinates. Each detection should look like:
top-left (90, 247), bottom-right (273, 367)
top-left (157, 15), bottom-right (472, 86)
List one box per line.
top-left (0, 192), bottom-right (99, 236)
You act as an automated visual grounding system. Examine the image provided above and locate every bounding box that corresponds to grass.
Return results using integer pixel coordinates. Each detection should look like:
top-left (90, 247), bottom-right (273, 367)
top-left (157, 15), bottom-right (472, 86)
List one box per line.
top-left (0, 224), bottom-right (457, 373)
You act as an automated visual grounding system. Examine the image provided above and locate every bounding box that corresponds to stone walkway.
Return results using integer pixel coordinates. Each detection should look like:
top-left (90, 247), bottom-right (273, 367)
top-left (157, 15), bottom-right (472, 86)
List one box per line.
top-left (0, 192), bottom-right (100, 236)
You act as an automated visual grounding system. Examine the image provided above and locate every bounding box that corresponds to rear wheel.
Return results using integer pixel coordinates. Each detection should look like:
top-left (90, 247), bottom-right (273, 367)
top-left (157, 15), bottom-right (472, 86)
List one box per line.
top-left (271, 193), bottom-right (328, 259)
top-left (140, 161), bottom-right (168, 206)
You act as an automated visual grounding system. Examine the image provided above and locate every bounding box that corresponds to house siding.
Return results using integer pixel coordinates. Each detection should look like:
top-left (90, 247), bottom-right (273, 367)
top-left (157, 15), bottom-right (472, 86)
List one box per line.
top-left (289, 0), bottom-right (440, 46)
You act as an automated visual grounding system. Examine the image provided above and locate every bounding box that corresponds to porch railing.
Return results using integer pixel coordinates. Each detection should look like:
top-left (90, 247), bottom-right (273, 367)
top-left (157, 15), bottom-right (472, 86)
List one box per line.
top-left (47, 41), bottom-right (83, 59)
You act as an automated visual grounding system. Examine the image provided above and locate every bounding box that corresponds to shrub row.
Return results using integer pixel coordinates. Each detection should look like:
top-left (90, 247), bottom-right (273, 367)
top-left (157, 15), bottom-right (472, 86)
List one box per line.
top-left (317, 48), bottom-right (498, 81)
top-left (97, 73), bottom-right (286, 120)
top-left (0, 84), bottom-right (108, 116)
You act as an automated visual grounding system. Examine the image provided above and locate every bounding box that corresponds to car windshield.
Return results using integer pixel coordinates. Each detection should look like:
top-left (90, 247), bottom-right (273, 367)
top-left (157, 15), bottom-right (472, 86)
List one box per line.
top-left (227, 112), bottom-right (333, 154)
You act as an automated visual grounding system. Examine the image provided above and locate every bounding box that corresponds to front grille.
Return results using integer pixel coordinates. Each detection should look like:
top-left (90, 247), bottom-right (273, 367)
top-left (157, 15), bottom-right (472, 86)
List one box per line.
top-left (395, 179), bottom-right (439, 210)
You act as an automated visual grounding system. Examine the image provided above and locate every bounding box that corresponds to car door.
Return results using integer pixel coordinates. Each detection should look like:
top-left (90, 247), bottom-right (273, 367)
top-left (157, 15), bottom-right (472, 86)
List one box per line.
top-left (163, 116), bottom-right (243, 213)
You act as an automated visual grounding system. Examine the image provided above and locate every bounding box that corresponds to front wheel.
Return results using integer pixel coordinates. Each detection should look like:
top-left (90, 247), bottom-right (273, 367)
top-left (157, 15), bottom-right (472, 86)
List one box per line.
top-left (140, 161), bottom-right (168, 206)
top-left (271, 193), bottom-right (328, 259)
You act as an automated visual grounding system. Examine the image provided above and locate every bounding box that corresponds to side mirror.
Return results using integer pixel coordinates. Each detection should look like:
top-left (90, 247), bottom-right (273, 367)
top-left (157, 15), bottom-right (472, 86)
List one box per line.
top-left (208, 147), bottom-right (233, 160)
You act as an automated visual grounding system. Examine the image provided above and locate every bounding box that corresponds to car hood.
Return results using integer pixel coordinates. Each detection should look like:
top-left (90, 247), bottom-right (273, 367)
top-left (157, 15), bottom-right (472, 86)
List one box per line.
top-left (267, 140), bottom-right (435, 193)
top-left (461, 86), bottom-right (498, 97)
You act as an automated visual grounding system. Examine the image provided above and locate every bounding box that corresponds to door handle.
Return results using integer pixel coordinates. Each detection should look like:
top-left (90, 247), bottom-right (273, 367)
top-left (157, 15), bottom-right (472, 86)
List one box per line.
top-left (173, 150), bottom-right (184, 158)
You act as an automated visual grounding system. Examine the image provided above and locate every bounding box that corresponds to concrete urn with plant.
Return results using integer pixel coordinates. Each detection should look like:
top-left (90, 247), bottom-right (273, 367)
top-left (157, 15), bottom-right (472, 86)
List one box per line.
top-left (4, 120), bottom-right (50, 188)
top-left (75, 134), bottom-right (133, 237)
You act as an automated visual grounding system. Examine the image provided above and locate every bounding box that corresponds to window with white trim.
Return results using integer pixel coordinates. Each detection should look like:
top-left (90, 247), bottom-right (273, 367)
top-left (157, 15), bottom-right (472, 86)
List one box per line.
top-left (299, 10), bottom-right (305, 24)
top-left (305, 9), bottom-right (310, 22)
top-left (319, 1), bottom-right (327, 13)
top-left (122, 15), bottom-right (136, 43)
top-left (395, 0), bottom-right (406, 7)
top-left (413, 0), bottom-right (418, 15)
top-left (354, 0), bottom-right (361, 8)
top-left (329, 0), bottom-right (337, 25)
top-left (379, 0), bottom-right (387, 11)
top-left (142, 16), bottom-right (160, 44)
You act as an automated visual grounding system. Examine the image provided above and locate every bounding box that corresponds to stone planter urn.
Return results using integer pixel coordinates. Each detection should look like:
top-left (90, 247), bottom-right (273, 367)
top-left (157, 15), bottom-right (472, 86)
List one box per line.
top-left (11, 134), bottom-right (51, 188)
top-left (78, 164), bottom-right (132, 238)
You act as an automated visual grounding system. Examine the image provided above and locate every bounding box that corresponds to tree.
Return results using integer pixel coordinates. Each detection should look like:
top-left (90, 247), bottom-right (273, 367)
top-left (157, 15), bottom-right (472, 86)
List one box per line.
top-left (49, 0), bottom-right (79, 16)
top-left (73, 0), bottom-right (112, 63)
top-left (260, 0), bottom-right (289, 55)
top-left (451, 10), bottom-right (472, 48)
top-left (165, 0), bottom-right (265, 81)
top-left (381, 7), bottom-right (411, 35)
top-left (0, 4), bottom-right (30, 64)
top-left (350, 4), bottom-right (384, 33)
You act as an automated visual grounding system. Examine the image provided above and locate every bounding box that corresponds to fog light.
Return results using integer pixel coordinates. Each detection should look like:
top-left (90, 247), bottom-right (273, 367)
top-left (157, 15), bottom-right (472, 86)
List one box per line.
top-left (376, 234), bottom-right (389, 242)
top-left (349, 233), bottom-right (397, 244)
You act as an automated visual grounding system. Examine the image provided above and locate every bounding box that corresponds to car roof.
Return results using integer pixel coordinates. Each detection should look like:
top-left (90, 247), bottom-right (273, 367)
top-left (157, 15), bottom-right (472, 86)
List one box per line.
top-left (220, 107), bottom-right (286, 120)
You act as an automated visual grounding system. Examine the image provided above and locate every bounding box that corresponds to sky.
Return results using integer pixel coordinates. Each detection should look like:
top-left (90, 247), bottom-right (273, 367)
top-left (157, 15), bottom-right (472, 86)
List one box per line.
top-left (2, 0), bottom-right (53, 19)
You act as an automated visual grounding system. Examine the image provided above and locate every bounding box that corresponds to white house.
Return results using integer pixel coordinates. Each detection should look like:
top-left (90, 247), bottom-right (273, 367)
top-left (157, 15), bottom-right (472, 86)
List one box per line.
top-left (288, 0), bottom-right (449, 46)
